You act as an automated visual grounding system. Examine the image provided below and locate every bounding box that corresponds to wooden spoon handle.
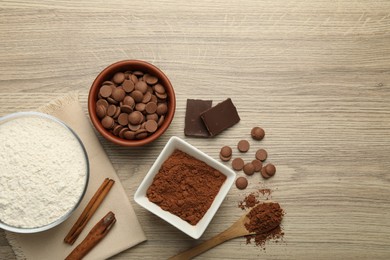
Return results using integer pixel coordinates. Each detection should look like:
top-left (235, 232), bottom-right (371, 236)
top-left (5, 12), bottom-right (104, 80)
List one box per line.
top-left (168, 228), bottom-right (242, 260)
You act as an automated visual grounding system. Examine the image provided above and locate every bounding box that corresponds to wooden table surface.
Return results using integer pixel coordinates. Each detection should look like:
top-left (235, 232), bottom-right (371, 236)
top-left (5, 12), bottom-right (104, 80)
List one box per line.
top-left (1, 1), bottom-right (389, 259)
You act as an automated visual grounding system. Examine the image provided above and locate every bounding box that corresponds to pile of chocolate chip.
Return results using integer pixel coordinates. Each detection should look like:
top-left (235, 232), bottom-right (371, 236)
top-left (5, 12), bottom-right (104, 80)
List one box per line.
top-left (219, 127), bottom-right (276, 190)
top-left (95, 70), bottom-right (168, 140)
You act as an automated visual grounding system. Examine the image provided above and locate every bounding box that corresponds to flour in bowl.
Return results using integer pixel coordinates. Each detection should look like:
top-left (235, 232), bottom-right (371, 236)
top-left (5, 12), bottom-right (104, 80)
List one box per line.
top-left (0, 114), bottom-right (88, 228)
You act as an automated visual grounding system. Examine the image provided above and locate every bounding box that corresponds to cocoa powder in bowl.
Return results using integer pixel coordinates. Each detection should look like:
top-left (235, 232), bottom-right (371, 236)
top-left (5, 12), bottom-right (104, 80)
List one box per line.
top-left (146, 150), bottom-right (227, 225)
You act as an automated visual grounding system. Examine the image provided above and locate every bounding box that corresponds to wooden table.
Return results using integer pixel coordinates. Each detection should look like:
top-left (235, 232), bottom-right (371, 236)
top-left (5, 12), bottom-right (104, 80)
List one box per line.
top-left (1, 1), bottom-right (389, 259)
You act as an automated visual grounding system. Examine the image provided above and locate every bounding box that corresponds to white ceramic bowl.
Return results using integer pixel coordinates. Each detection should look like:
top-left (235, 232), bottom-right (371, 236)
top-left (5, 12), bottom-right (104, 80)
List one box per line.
top-left (134, 136), bottom-right (236, 239)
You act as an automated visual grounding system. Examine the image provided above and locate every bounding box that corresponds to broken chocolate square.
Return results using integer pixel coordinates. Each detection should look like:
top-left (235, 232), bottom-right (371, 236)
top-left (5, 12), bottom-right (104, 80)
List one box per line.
top-left (200, 98), bottom-right (240, 136)
top-left (185, 99), bottom-right (213, 137)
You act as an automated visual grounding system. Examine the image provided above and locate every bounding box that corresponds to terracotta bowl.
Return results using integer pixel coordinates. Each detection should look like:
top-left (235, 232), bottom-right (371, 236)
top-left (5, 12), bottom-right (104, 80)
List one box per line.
top-left (88, 60), bottom-right (176, 146)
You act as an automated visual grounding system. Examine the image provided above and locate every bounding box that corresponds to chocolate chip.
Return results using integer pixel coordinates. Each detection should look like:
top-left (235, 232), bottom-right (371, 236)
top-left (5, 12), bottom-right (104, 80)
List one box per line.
top-left (130, 74), bottom-right (138, 83)
top-left (130, 90), bottom-right (143, 103)
top-left (137, 127), bottom-right (147, 133)
top-left (128, 111), bottom-right (143, 125)
top-left (118, 128), bottom-right (128, 139)
top-left (122, 80), bottom-right (135, 93)
top-left (96, 99), bottom-right (109, 108)
top-left (101, 116), bottom-right (114, 129)
top-left (243, 163), bottom-right (255, 176)
top-left (255, 149), bottom-right (268, 162)
top-left (106, 97), bottom-right (118, 105)
top-left (156, 92), bottom-right (167, 100)
top-left (102, 80), bottom-right (115, 87)
top-left (135, 129), bottom-right (148, 139)
top-left (157, 115), bottom-right (165, 127)
top-left (146, 113), bottom-right (158, 122)
top-left (145, 120), bottom-right (158, 133)
top-left (145, 74), bottom-right (158, 85)
top-left (154, 84), bottom-right (165, 94)
top-left (111, 88), bottom-right (126, 102)
top-left (135, 81), bottom-right (148, 94)
top-left (124, 130), bottom-right (136, 140)
top-left (96, 105), bottom-right (106, 119)
top-left (106, 105), bottom-right (117, 117)
top-left (113, 72), bottom-right (125, 84)
top-left (112, 106), bottom-right (121, 119)
top-left (120, 105), bottom-right (133, 114)
top-left (118, 113), bottom-right (129, 126)
top-left (232, 158), bottom-right (245, 171)
top-left (156, 103), bottom-right (168, 115)
top-left (264, 163), bottom-right (276, 177)
top-left (128, 123), bottom-right (141, 131)
top-left (261, 167), bottom-right (271, 179)
top-left (113, 125), bottom-right (123, 136)
top-left (135, 102), bottom-right (146, 112)
top-left (99, 85), bottom-right (112, 98)
top-left (219, 154), bottom-right (231, 162)
top-left (219, 146), bottom-right (232, 162)
top-left (123, 96), bottom-right (135, 108)
top-left (235, 177), bottom-right (248, 190)
top-left (145, 102), bottom-right (157, 114)
top-left (151, 94), bottom-right (158, 103)
top-left (136, 132), bottom-right (148, 139)
top-left (220, 146), bottom-right (232, 157)
top-left (251, 127), bottom-right (265, 141)
top-left (251, 159), bottom-right (263, 172)
top-left (142, 92), bottom-right (152, 103)
top-left (133, 71), bottom-right (144, 77)
top-left (237, 140), bottom-right (250, 152)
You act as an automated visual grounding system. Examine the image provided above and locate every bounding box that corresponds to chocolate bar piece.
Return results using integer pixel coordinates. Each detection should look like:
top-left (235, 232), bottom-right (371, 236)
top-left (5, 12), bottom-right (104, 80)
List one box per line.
top-left (200, 98), bottom-right (240, 136)
top-left (185, 99), bottom-right (213, 137)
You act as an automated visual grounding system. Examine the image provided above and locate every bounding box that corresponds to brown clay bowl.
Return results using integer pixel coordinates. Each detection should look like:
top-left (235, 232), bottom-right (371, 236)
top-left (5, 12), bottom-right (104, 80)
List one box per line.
top-left (88, 60), bottom-right (176, 146)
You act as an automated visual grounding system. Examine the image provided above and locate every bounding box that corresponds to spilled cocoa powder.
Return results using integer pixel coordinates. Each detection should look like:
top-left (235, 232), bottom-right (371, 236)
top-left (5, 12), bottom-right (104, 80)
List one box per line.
top-left (238, 188), bottom-right (272, 210)
top-left (239, 189), bottom-right (285, 248)
top-left (146, 149), bottom-right (226, 225)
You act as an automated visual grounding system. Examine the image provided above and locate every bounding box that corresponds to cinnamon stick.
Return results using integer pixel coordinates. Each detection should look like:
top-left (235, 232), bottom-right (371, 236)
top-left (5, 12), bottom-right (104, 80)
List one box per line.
top-left (65, 211), bottom-right (116, 260)
top-left (64, 178), bottom-right (115, 245)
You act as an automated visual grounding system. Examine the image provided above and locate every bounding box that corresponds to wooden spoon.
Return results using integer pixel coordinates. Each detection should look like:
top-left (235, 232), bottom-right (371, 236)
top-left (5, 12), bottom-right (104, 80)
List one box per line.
top-left (168, 212), bottom-right (279, 260)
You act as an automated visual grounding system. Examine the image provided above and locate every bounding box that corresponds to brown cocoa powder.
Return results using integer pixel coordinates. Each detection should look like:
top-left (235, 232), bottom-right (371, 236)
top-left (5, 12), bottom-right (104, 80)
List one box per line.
top-left (246, 225), bottom-right (284, 248)
top-left (146, 149), bottom-right (227, 225)
top-left (239, 190), bottom-right (285, 248)
top-left (238, 188), bottom-right (272, 210)
top-left (239, 193), bottom-right (259, 209)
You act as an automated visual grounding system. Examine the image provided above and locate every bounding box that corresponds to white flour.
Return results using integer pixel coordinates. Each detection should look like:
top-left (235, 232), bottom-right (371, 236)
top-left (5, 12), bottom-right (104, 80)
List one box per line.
top-left (0, 114), bottom-right (87, 228)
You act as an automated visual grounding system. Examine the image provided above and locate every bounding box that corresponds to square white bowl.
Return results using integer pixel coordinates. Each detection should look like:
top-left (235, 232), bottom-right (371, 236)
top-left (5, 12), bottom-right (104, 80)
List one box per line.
top-left (134, 136), bottom-right (236, 239)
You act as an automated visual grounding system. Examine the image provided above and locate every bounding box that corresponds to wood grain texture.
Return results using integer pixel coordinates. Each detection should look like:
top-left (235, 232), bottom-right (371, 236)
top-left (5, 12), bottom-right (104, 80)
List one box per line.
top-left (1, 0), bottom-right (389, 259)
